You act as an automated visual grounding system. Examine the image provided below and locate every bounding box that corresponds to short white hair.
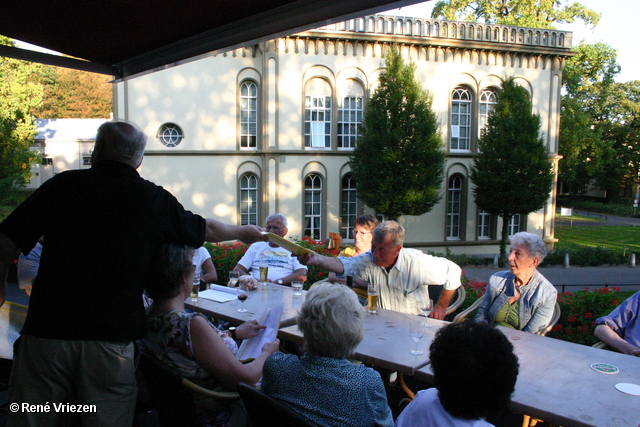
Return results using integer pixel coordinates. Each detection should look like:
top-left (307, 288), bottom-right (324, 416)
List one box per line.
top-left (510, 232), bottom-right (547, 262)
top-left (266, 213), bottom-right (288, 228)
top-left (298, 282), bottom-right (363, 358)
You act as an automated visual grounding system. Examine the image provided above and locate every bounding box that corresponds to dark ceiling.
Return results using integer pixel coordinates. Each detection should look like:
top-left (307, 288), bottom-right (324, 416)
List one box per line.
top-left (0, 0), bottom-right (425, 79)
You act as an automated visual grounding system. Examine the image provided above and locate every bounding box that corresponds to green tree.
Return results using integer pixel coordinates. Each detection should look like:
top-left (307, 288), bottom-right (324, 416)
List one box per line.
top-left (470, 77), bottom-right (553, 266)
top-left (350, 46), bottom-right (445, 221)
top-left (559, 42), bottom-right (625, 200)
top-left (35, 65), bottom-right (112, 118)
top-left (0, 36), bottom-right (43, 202)
top-left (431, 0), bottom-right (600, 29)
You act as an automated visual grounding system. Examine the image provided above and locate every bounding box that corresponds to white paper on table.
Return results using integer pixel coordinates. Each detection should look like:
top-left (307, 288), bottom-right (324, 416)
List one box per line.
top-left (236, 304), bottom-right (283, 361)
top-left (198, 284), bottom-right (238, 303)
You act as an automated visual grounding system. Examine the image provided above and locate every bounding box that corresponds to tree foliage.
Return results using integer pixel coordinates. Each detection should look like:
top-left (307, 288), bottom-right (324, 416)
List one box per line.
top-left (558, 42), bottom-right (638, 200)
top-left (431, 0), bottom-right (600, 29)
top-left (350, 46), bottom-right (445, 221)
top-left (470, 77), bottom-right (553, 265)
top-left (0, 36), bottom-right (43, 202)
top-left (34, 65), bottom-right (112, 118)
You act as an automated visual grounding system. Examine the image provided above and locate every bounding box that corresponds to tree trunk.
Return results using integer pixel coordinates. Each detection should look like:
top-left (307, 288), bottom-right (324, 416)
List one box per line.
top-left (499, 214), bottom-right (512, 268)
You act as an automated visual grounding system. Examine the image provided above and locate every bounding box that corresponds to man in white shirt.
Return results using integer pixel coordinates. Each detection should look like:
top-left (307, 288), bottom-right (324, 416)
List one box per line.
top-left (234, 213), bottom-right (307, 286)
top-left (298, 220), bottom-right (461, 319)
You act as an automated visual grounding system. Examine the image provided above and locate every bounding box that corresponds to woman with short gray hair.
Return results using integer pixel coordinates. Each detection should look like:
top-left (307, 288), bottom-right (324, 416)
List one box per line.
top-left (475, 232), bottom-right (557, 334)
top-left (261, 282), bottom-right (393, 427)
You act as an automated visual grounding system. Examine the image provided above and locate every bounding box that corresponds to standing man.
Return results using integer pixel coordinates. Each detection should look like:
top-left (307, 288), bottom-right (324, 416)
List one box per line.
top-left (0, 121), bottom-right (266, 426)
top-left (234, 213), bottom-right (307, 286)
top-left (298, 221), bottom-right (461, 319)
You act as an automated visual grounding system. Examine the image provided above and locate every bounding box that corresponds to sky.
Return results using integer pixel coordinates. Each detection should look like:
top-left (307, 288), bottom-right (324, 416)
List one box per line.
top-left (385, 0), bottom-right (639, 83)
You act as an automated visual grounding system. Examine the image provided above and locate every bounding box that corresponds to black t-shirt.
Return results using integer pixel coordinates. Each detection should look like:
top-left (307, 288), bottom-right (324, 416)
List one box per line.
top-left (0, 160), bottom-right (206, 341)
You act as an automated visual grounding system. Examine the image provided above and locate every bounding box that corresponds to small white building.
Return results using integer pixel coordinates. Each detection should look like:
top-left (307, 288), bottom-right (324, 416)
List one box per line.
top-left (27, 118), bottom-right (108, 188)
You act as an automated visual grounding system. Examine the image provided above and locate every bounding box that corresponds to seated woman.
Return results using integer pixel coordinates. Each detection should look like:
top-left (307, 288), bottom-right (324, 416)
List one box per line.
top-left (475, 232), bottom-right (557, 334)
top-left (138, 243), bottom-right (279, 426)
top-left (261, 282), bottom-right (393, 427)
top-left (328, 214), bottom-right (379, 288)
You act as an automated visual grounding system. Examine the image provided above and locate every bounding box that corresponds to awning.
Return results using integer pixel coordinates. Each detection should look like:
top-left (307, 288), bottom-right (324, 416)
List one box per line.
top-left (0, 0), bottom-right (426, 80)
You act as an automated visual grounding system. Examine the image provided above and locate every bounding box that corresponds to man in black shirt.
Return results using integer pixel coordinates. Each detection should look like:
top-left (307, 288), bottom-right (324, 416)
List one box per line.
top-left (0, 121), bottom-right (266, 426)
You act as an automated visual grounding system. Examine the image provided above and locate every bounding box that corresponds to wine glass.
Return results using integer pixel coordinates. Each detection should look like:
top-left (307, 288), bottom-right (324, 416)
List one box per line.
top-left (417, 296), bottom-right (434, 325)
top-left (228, 271), bottom-right (239, 287)
top-left (409, 321), bottom-right (425, 355)
top-left (236, 284), bottom-right (248, 313)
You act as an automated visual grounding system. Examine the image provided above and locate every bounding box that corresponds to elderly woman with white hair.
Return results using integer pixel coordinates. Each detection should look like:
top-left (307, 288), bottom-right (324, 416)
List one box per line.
top-left (475, 232), bottom-right (557, 334)
top-left (261, 282), bottom-right (393, 427)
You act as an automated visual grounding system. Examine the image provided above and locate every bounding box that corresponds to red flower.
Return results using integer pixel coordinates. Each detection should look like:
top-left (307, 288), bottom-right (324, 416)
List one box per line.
top-left (584, 312), bottom-right (593, 318)
top-left (568, 316), bottom-right (577, 323)
top-left (612, 300), bottom-right (619, 306)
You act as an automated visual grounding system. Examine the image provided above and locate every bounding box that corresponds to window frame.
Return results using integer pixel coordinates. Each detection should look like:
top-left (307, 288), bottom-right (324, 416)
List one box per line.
top-left (304, 173), bottom-right (323, 239)
top-left (450, 87), bottom-right (472, 152)
top-left (239, 81), bottom-right (259, 149)
top-left (446, 174), bottom-right (464, 240)
top-left (340, 173), bottom-right (358, 240)
top-left (239, 173), bottom-right (259, 226)
top-left (304, 95), bottom-right (332, 148)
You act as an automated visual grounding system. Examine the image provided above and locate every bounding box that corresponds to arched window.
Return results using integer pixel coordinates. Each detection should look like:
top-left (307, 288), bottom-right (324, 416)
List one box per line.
top-left (446, 175), bottom-right (463, 240)
top-left (304, 174), bottom-right (323, 239)
top-left (340, 174), bottom-right (358, 239)
top-left (304, 78), bottom-right (332, 148)
top-left (240, 81), bottom-right (258, 148)
top-left (240, 173), bottom-right (259, 226)
top-left (337, 79), bottom-right (364, 149)
top-left (478, 88), bottom-right (498, 138)
top-left (157, 123), bottom-right (184, 148)
top-left (450, 87), bottom-right (472, 151)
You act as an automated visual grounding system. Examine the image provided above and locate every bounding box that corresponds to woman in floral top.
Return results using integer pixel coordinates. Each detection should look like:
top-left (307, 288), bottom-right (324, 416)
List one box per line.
top-left (138, 244), bottom-right (279, 426)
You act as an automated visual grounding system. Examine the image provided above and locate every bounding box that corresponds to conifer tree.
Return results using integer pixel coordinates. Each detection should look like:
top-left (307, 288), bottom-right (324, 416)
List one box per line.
top-left (350, 46), bottom-right (445, 221)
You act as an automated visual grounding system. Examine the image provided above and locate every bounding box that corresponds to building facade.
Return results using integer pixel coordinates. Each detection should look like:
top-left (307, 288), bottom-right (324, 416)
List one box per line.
top-left (110, 16), bottom-right (569, 254)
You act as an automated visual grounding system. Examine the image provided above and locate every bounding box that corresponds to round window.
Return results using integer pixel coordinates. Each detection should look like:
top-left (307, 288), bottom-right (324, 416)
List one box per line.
top-left (157, 123), bottom-right (184, 147)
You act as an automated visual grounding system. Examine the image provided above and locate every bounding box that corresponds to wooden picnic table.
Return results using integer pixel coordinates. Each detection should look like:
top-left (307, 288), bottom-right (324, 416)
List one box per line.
top-left (415, 326), bottom-right (640, 427)
top-left (185, 282), bottom-right (305, 327)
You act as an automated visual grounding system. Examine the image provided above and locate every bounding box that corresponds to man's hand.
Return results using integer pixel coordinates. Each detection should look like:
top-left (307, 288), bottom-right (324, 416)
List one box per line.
top-left (296, 252), bottom-right (320, 266)
top-left (429, 305), bottom-right (447, 320)
top-left (239, 225), bottom-right (267, 244)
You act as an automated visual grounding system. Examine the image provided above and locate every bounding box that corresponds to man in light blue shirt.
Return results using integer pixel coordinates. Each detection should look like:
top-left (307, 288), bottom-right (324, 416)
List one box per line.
top-left (298, 221), bottom-right (461, 319)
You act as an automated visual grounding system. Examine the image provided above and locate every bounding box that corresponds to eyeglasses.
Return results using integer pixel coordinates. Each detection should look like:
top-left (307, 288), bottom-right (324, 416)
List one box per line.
top-left (353, 230), bottom-right (371, 236)
top-left (266, 226), bottom-right (282, 232)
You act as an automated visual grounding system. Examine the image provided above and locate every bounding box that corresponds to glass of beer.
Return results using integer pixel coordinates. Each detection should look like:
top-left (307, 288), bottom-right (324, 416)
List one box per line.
top-left (190, 272), bottom-right (200, 301)
top-left (259, 260), bottom-right (269, 289)
top-left (367, 283), bottom-right (378, 314)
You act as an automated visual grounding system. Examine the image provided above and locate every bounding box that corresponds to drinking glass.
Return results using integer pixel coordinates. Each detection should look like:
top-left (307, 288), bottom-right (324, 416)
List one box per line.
top-left (367, 283), bottom-right (379, 314)
top-left (409, 321), bottom-right (425, 355)
top-left (259, 260), bottom-right (269, 290)
top-left (190, 272), bottom-right (200, 301)
top-left (417, 295), bottom-right (434, 325)
top-left (228, 271), bottom-right (239, 287)
top-left (291, 281), bottom-right (303, 298)
top-left (236, 284), bottom-right (248, 313)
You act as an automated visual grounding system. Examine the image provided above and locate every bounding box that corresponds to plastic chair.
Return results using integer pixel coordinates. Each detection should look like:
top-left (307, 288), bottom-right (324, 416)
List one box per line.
top-left (236, 382), bottom-right (320, 427)
top-left (138, 351), bottom-right (240, 427)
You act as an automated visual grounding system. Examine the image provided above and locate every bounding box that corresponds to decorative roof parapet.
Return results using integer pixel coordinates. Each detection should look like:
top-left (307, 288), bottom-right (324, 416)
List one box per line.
top-left (310, 14), bottom-right (572, 51)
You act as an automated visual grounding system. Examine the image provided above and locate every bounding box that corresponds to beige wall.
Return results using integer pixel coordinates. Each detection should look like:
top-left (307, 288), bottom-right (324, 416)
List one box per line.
top-left (108, 17), bottom-right (570, 255)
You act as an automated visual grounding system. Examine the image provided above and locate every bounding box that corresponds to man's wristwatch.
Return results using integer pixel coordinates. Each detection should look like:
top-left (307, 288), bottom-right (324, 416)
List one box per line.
top-left (228, 327), bottom-right (236, 340)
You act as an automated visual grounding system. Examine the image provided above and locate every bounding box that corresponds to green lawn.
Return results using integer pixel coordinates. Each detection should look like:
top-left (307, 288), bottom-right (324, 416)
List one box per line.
top-left (555, 225), bottom-right (640, 254)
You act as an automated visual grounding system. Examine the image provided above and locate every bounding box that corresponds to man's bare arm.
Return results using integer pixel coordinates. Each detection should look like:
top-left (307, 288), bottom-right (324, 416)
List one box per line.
top-left (431, 288), bottom-right (456, 320)
top-left (297, 252), bottom-right (345, 275)
top-left (205, 219), bottom-right (266, 244)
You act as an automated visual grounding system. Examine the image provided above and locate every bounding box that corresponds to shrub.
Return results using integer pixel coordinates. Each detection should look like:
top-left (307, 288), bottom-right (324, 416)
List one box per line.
top-left (204, 236), bottom-right (340, 288)
top-left (542, 247), bottom-right (627, 267)
top-left (204, 241), bottom-right (249, 285)
top-left (547, 287), bottom-right (626, 346)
